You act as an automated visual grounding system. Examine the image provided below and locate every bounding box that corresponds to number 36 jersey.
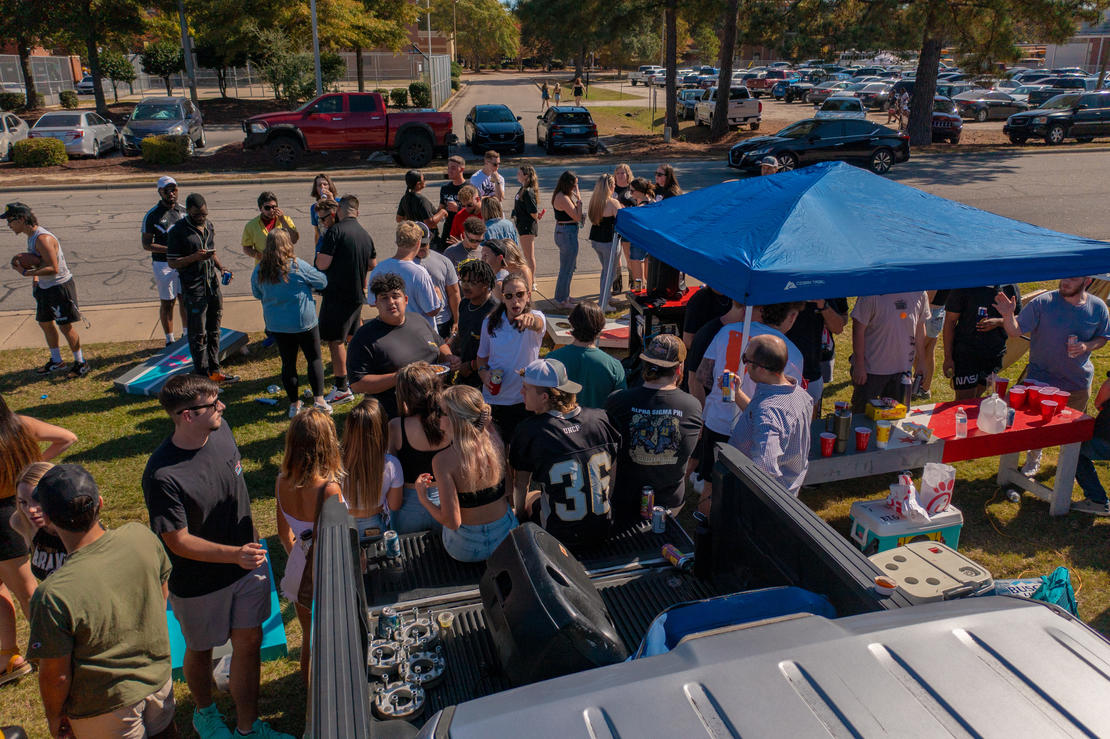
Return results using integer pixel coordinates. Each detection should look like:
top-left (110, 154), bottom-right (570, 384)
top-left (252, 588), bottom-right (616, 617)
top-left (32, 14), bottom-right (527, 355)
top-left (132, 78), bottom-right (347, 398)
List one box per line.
top-left (509, 407), bottom-right (622, 547)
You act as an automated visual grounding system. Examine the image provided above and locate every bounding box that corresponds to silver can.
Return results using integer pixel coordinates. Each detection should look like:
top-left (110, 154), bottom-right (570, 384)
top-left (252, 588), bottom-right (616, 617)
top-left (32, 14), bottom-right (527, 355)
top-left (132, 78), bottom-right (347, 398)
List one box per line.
top-left (383, 529), bottom-right (401, 558)
top-left (652, 506), bottom-right (666, 533)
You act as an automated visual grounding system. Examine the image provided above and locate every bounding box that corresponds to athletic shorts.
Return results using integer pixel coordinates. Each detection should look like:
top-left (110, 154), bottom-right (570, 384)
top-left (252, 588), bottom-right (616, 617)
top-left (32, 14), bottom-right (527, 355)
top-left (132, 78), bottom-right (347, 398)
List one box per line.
top-left (953, 351), bottom-right (1004, 391)
top-left (318, 300), bottom-right (363, 343)
top-left (0, 497), bottom-right (30, 561)
top-left (924, 307), bottom-right (945, 339)
top-left (67, 678), bottom-right (175, 738)
top-left (629, 244), bottom-right (648, 261)
top-left (169, 564), bottom-right (271, 651)
top-left (697, 428), bottom-right (731, 481)
top-left (151, 261), bottom-right (181, 301)
top-left (34, 280), bottom-right (81, 325)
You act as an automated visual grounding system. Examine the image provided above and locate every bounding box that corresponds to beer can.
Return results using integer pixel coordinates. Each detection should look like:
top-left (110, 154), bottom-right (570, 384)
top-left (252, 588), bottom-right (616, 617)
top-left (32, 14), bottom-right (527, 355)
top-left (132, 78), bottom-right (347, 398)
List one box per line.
top-left (977, 306), bottom-right (988, 319)
top-left (661, 543), bottom-right (694, 570)
top-left (719, 370), bottom-right (733, 402)
top-left (382, 529), bottom-right (401, 558)
top-left (378, 607), bottom-right (401, 638)
top-left (640, 486), bottom-right (654, 519)
top-left (1068, 334), bottom-right (1078, 347)
top-left (221, 270), bottom-right (232, 286)
top-left (652, 506), bottom-right (666, 533)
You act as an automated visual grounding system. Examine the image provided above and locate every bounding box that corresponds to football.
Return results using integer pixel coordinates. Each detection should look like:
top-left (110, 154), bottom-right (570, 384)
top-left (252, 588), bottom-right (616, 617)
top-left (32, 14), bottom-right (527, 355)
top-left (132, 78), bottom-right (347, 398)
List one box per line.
top-left (10, 252), bottom-right (41, 271)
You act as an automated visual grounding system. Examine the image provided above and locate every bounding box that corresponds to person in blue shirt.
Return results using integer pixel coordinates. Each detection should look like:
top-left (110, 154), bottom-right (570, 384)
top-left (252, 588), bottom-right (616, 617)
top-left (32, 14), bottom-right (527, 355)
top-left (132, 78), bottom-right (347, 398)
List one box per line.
top-left (481, 197), bottom-right (520, 243)
top-left (251, 229), bottom-right (329, 417)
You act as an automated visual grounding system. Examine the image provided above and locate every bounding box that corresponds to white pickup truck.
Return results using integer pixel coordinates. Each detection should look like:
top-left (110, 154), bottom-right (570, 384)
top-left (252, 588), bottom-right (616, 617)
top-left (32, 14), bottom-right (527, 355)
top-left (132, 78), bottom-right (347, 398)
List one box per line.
top-left (629, 65), bottom-right (663, 86)
top-left (694, 86), bottom-right (762, 130)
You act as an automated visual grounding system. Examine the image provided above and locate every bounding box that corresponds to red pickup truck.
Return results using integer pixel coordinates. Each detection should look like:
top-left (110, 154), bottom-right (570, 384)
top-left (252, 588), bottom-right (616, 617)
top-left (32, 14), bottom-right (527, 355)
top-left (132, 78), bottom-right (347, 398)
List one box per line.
top-left (242, 91), bottom-right (456, 167)
top-left (746, 69), bottom-right (793, 98)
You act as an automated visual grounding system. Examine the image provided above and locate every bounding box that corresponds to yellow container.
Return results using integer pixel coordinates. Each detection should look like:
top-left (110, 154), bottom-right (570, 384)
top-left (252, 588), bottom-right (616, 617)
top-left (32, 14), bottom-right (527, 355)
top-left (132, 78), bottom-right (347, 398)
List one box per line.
top-left (866, 401), bottom-right (907, 420)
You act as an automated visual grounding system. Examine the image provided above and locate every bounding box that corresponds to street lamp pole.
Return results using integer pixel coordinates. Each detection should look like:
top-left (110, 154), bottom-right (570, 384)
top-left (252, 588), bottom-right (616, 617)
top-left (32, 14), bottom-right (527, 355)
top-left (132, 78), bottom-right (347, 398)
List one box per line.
top-left (310, 0), bottom-right (323, 96)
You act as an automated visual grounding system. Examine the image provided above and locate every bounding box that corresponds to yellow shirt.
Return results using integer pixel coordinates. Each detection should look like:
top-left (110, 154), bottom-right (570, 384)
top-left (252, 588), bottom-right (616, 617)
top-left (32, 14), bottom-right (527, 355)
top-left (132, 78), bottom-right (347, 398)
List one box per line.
top-left (241, 214), bottom-right (297, 256)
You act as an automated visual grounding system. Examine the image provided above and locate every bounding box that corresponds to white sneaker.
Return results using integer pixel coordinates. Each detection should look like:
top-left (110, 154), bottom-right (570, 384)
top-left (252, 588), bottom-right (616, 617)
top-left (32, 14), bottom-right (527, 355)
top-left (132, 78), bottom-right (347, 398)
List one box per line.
top-left (1021, 451), bottom-right (1042, 477)
top-left (313, 399), bottom-right (333, 414)
top-left (324, 386), bottom-right (354, 404)
top-left (288, 401), bottom-right (303, 419)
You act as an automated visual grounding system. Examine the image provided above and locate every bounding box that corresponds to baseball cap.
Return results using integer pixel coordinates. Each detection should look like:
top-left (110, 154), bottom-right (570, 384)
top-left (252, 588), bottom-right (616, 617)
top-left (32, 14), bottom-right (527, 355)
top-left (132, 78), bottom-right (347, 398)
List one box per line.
top-left (416, 221), bottom-right (431, 244)
top-left (33, 464), bottom-right (100, 522)
top-left (481, 239), bottom-right (506, 257)
top-left (760, 156), bottom-right (779, 167)
top-left (1, 202), bottom-right (32, 221)
top-left (156, 175), bottom-right (178, 190)
top-left (519, 358), bottom-right (582, 393)
top-left (640, 333), bottom-right (686, 368)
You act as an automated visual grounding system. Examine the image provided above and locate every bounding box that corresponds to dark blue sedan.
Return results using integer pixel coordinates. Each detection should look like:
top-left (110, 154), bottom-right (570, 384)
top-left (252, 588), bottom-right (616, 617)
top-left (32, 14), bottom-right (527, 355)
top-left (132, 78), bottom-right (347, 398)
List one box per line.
top-left (464, 104), bottom-right (525, 154)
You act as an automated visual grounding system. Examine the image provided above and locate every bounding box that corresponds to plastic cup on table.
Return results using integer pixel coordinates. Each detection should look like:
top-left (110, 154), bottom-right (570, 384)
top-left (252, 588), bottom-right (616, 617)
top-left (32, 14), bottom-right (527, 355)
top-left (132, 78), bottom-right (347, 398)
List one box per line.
top-left (1026, 385), bottom-right (1041, 412)
top-left (1008, 386), bottom-right (1026, 410)
top-left (854, 426), bottom-right (871, 452)
top-left (1054, 390), bottom-right (1071, 412)
top-left (819, 432), bottom-right (836, 457)
top-left (994, 376), bottom-right (1009, 396)
top-left (1040, 399), bottom-right (1058, 422)
top-left (875, 419), bottom-right (892, 449)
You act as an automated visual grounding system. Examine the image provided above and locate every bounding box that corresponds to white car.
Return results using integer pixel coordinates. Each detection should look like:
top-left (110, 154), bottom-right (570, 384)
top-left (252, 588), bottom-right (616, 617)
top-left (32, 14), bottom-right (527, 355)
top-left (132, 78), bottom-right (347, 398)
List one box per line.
top-left (0, 112), bottom-right (29, 160)
top-left (629, 65), bottom-right (663, 86)
top-left (815, 95), bottom-right (867, 119)
top-left (30, 110), bottom-right (120, 158)
top-left (694, 86), bottom-right (761, 129)
top-left (1008, 85), bottom-right (1046, 104)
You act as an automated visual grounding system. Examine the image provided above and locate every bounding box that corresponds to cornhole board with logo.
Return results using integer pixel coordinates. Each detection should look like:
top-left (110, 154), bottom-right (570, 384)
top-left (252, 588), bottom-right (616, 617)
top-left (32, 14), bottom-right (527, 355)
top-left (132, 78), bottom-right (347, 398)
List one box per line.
top-left (113, 328), bottom-right (249, 396)
top-left (166, 540), bottom-right (287, 680)
top-left (545, 314), bottom-right (630, 349)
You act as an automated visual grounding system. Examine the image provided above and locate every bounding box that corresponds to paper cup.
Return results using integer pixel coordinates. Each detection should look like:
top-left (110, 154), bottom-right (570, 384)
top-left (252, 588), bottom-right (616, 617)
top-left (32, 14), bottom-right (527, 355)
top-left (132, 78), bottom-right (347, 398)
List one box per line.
top-left (854, 426), bottom-right (871, 452)
top-left (875, 420), bottom-right (891, 448)
top-left (1040, 399), bottom-right (1058, 421)
top-left (1008, 386), bottom-right (1026, 410)
top-left (819, 432), bottom-right (836, 457)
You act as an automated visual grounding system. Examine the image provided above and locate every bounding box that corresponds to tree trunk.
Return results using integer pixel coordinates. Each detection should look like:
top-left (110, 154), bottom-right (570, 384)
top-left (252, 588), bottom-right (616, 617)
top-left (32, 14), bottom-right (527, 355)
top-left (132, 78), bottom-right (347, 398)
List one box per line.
top-left (355, 46), bottom-right (365, 92)
top-left (16, 38), bottom-right (36, 104)
top-left (163, 76), bottom-right (173, 96)
top-left (710, 0), bottom-right (740, 141)
top-left (85, 32), bottom-right (108, 116)
top-left (908, 8), bottom-right (942, 148)
top-left (575, 46), bottom-right (585, 79)
top-left (664, 0), bottom-right (678, 133)
top-left (215, 68), bottom-right (228, 98)
top-left (110, 81), bottom-right (118, 103)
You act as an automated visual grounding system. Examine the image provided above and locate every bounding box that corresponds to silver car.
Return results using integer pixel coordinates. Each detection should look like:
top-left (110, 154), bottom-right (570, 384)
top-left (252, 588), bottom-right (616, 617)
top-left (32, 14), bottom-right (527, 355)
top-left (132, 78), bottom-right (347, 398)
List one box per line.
top-left (0, 111), bottom-right (29, 161)
top-left (30, 110), bottom-right (120, 158)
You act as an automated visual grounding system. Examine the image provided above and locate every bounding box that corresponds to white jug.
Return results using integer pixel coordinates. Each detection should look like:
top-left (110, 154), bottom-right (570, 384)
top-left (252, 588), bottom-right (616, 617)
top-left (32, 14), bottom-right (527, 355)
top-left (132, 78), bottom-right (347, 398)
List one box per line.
top-left (978, 393), bottom-right (1007, 434)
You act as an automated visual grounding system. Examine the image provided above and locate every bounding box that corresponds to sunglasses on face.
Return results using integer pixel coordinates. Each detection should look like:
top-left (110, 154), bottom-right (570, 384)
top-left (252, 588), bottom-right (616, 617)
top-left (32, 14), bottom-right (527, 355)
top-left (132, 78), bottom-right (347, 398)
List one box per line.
top-left (464, 235), bottom-right (482, 244)
top-left (741, 355), bottom-right (771, 371)
top-left (261, 204), bottom-right (277, 211)
top-left (177, 399), bottom-right (222, 415)
top-left (504, 290), bottom-right (528, 300)
top-left (655, 172), bottom-right (666, 177)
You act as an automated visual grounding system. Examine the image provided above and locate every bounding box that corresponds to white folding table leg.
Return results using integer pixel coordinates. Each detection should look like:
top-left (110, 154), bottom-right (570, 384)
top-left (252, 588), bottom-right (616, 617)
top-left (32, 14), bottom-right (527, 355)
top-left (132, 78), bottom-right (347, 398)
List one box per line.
top-left (1051, 442), bottom-right (1081, 516)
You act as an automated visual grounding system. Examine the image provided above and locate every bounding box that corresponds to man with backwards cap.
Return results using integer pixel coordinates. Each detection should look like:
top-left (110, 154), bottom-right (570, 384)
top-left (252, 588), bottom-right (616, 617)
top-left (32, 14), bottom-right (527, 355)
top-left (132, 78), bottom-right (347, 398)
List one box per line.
top-left (509, 357), bottom-right (622, 547)
top-left (760, 156), bottom-right (780, 176)
top-left (142, 175), bottom-right (188, 346)
top-left (26, 464), bottom-right (178, 739)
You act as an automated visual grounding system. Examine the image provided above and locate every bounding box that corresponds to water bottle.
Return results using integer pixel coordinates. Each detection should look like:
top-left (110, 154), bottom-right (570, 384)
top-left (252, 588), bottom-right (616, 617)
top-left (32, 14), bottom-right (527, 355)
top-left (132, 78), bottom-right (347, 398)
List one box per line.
top-left (955, 406), bottom-right (968, 439)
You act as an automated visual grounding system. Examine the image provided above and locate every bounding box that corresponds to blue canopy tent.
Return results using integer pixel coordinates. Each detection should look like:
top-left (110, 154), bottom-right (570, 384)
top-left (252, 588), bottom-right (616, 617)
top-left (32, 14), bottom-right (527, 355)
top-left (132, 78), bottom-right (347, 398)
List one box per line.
top-left (615, 161), bottom-right (1110, 307)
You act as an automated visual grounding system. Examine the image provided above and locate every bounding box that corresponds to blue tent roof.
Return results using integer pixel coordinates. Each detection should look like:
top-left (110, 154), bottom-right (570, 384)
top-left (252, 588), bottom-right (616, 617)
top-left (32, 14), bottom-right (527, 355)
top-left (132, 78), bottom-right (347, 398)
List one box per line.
top-left (615, 161), bottom-right (1110, 305)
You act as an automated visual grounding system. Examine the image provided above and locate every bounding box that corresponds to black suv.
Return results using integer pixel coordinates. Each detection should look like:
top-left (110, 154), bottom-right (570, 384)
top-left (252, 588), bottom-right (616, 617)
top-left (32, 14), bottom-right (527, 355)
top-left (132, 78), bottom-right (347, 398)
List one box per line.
top-left (1025, 77), bottom-right (1088, 107)
top-left (536, 106), bottom-right (598, 154)
top-left (1004, 90), bottom-right (1110, 145)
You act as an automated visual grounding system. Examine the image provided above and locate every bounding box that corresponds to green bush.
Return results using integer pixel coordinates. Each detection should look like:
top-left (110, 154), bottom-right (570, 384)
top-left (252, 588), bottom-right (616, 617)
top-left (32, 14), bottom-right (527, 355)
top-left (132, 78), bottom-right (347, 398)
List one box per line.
top-left (141, 135), bottom-right (190, 165)
top-left (408, 81), bottom-right (431, 108)
top-left (59, 90), bottom-right (79, 109)
top-left (26, 92), bottom-right (44, 110)
top-left (450, 61), bottom-right (462, 79)
top-left (0, 93), bottom-right (24, 111)
top-left (12, 138), bottom-right (67, 167)
top-left (389, 88), bottom-right (408, 107)
top-left (451, 79), bottom-right (460, 91)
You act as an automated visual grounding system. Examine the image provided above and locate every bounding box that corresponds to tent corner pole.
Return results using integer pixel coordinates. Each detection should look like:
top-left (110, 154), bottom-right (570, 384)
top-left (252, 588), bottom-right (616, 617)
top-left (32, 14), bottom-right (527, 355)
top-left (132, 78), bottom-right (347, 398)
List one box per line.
top-left (740, 304), bottom-right (753, 358)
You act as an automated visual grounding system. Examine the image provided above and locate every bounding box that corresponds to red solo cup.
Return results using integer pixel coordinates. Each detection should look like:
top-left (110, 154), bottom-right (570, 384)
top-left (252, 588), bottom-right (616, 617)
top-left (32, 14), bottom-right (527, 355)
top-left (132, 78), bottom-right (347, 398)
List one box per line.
top-left (1054, 391), bottom-right (1071, 411)
top-left (854, 426), bottom-right (871, 452)
top-left (1026, 385), bottom-right (1041, 412)
top-left (1040, 399), bottom-right (1058, 422)
top-left (820, 432), bottom-right (836, 457)
top-left (1008, 386), bottom-right (1026, 409)
top-left (994, 376), bottom-right (1009, 396)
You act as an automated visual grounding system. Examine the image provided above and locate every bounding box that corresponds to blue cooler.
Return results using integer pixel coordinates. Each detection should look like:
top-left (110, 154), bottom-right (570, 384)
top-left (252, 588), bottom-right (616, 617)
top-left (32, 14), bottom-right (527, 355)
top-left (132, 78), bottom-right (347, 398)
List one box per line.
top-left (848, 499), bottom-right (963, 555)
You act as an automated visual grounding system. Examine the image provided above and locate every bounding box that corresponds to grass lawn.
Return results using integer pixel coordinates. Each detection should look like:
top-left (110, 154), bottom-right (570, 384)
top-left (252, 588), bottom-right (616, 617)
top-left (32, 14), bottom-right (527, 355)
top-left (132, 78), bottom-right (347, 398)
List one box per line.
top-left (2, 287), bottom-right (1109, 735)
top-left (589, 105), bottom-right (666, 136)
top-left (583, 86), bottom-right (645, 102)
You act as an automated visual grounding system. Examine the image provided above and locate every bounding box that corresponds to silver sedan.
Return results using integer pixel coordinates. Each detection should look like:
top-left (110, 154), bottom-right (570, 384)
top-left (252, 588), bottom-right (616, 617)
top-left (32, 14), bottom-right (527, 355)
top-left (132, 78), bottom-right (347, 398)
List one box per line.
top-left (29, 110), bottom-right (120, 158)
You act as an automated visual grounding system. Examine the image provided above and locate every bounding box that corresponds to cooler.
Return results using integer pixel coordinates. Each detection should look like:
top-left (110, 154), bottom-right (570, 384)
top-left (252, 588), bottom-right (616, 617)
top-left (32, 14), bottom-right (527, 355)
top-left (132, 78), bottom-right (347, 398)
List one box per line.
top-left (848, 499), bottom-right (963, 555)
top-left (869, 541), bottom-right (993, 604)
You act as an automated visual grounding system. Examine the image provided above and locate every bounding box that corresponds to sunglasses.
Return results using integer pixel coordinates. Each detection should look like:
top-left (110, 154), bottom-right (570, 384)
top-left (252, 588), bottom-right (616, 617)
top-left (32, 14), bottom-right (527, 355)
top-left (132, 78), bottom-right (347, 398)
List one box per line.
top-left (741, 355), bottom-right (771, 371)
top-left (261, 204), bottom-right (277, 211)
top-left (655, 171), bottom-right (667, 177)
top-left (176, 400), bottom-right (222, 415)
top-left (504, 290), bottom-right (528, 300)
top-left (464, 235), bottom-right (482, 244)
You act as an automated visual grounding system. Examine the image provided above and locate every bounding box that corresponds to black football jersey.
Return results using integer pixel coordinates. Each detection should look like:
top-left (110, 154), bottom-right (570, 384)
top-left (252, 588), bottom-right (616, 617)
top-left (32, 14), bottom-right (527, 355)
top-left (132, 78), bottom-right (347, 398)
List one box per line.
top-left (509, 407), bottom-right (621, 547)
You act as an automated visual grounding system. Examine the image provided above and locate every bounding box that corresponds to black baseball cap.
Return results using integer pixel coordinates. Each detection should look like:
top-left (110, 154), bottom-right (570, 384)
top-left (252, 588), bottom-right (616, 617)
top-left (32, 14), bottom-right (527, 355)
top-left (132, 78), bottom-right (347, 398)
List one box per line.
top-left (2, 202), bottom-right (32, 221)
top-left (481, 239), bottom-right (506, 257)
top-left (33, 464), bottom-right (100, 521)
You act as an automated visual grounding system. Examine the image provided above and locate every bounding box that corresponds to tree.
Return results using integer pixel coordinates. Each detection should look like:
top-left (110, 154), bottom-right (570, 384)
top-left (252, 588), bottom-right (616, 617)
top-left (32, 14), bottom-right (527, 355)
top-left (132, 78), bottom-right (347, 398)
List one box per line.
top-left (0, 1), bottom-right (50, 107)
top-left (445, 0), bottom-right (519, 70)
top-left (50, 0), bottom-right (147, 115)
top-left (99, 49), bottom-right (136, 103)
top-left (141, 41), bottom-right (185, 95)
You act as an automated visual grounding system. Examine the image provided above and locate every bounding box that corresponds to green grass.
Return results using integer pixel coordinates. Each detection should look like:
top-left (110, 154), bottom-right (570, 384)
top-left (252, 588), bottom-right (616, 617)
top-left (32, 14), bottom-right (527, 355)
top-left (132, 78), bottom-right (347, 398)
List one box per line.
top-left (589, 105), bottom-right (666, 135)
top-left (2, 287), bottom-right (1109, 734)
top-left (582, 86), bottom-right (644, 102)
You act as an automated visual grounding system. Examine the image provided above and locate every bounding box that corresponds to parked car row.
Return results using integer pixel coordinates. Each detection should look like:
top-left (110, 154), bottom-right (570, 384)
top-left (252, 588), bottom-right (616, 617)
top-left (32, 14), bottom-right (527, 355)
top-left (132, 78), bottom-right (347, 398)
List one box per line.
top-left (1005, 90), bottom-right (1110, 145)
top-left (728, 118), bottom-right (910, 174)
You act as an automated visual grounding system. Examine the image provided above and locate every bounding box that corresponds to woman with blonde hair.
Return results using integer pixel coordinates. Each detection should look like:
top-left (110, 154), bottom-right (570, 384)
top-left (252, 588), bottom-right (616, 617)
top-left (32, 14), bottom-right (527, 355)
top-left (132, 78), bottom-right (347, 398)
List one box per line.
top-left (388, 362), bottom-right (450, 533)
top-left (415, 385), bottom-right (516, 562)
top-left (275, 408), bottom-right (344, 682)
top-left (481, 196), bottom-right (520, 244)
top-left (512, 165), bottom-right (542, 284)
top-left (10, 462), bottom-right (66, 581)
top-left (342, 397), bottom-right (403, 543)
top-left (587, 174), bottom-right (622, 311)
top-left (613, 163), bottom-right (636, 291)
top-left (252, 228), bottom-right (330, 418)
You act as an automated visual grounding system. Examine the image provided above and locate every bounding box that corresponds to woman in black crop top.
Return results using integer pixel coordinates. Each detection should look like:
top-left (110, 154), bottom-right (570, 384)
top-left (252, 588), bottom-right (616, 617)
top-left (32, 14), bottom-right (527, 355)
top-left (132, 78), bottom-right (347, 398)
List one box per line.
top-left (415, 385), bottom-right (517, 563)
top-left (388, 363), bottom-right (450, 533)
top-left (586, 174), bottom-right (622, 311)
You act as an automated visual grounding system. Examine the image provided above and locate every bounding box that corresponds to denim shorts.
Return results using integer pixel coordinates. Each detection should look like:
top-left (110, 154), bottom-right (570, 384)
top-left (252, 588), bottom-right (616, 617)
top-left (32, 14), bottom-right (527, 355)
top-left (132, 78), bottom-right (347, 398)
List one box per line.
top-left (925, 307), bottom-right (945, 339)
top-left (389, 487), bottom-right (442, 535)
top-left (442, 508), bottom-right (518, 563)
top-left (629, 244), bottom-right (647, 261)
top-left (352, 513), bottom-right (387, 544)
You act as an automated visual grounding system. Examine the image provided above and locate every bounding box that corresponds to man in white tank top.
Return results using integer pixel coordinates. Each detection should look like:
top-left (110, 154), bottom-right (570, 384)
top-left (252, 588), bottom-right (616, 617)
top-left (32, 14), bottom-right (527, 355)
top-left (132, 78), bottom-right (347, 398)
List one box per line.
top-left (4, 202), bottom-right (88, 377)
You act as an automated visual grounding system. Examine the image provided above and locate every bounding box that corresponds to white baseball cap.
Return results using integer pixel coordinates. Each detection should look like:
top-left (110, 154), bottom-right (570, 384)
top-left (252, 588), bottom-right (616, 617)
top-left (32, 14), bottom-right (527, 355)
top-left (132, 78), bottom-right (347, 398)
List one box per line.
top-left (156, 176), bottom-right (177, 190)
top-left (415, 221), bottom-right (431, 244)
top-left (518, 358), bottom-right (582, 393)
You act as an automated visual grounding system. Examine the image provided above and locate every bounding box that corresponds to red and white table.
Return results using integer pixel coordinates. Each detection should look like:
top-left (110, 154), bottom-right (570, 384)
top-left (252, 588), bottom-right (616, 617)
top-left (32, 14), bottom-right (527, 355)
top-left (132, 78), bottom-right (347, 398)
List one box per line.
top-left (806, 400), bottom-right (1094, 516)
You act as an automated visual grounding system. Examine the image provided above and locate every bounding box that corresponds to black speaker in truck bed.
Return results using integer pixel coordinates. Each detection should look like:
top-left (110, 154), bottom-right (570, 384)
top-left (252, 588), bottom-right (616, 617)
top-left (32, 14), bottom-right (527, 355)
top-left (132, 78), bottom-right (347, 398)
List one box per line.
top-left (480, 523), bottom-right (628, 685)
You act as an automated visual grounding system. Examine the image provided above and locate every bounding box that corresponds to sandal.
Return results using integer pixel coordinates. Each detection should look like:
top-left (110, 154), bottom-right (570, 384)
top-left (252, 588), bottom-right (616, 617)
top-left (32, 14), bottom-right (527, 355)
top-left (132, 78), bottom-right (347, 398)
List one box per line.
top-left (0, 650), bottom-right (32, 686)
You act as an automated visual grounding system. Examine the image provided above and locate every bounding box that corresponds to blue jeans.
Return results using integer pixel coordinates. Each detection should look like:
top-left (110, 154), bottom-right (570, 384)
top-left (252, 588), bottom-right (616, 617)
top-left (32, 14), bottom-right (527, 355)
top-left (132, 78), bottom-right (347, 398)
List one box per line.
top-left (553, 223), bottom-right (579, 302)
top-left (1075, 436), bottom-right (1110, 505)
top-left (389, 487), bottom-right (442, 535)
top-left (590, 239), bottom-right (617, 309)
top-left (442, 508), bottom-right (518, 563)
top-left (352, 514), bottom-right (386, 544)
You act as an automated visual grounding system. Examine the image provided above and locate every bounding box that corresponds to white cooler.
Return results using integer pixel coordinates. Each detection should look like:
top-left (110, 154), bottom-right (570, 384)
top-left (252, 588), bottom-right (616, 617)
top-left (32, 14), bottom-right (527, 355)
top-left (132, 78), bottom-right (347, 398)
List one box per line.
top-left (869, 541), bottom-right (993, 604)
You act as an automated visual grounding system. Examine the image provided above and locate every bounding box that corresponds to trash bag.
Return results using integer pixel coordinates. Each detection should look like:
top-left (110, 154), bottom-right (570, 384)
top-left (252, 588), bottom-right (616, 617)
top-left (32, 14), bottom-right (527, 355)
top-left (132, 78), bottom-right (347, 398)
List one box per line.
top-left (1031, 566), bottom-right (1078, 616)
top-left (919, 462), bottom-right (956, 514)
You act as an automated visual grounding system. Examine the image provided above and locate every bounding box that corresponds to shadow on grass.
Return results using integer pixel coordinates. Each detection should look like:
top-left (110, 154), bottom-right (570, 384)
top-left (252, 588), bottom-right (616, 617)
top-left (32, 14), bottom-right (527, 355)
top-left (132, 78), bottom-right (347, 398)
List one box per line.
top-left (0, 343), bottom-right (164, 396)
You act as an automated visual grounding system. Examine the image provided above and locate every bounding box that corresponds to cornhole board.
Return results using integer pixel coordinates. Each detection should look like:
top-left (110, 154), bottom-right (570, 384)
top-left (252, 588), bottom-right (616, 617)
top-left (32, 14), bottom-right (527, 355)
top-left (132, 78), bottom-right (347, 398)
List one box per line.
top-left (114, 328), bottom-right (249, 396)
top-left (546, 314), bottom-right (630, 349)
top-left (166, 540), bottom-right (287, 680)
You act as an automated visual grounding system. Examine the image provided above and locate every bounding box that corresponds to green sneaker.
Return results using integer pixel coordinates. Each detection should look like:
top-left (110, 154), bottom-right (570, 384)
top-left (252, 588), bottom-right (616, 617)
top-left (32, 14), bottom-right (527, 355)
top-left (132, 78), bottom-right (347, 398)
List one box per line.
top-left (241, 719), bottom-right (295, 739)
top-left (193, 704), bottom-right (233, 739)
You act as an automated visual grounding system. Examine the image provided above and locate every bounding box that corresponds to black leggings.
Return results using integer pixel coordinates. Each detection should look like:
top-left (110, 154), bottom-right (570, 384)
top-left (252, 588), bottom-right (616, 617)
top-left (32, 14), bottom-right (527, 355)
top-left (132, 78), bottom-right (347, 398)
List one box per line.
top-left (273, 327), bottom-right (324, 402)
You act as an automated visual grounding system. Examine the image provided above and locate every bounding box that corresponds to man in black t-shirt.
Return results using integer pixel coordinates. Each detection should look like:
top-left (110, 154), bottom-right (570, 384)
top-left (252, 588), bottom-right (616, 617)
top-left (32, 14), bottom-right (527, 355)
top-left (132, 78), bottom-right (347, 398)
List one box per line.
top-left (682, 286), bottom-right (732, 349)
top-left (315, 195), bottom-right (377, 405)
top-left (511, 358), bottom-right (622, 547)
top-left (166, 193), bottom-right (238, 383)
top-left (606, 335), bottom-right (702, 527)
top-left (347, 273), bottom-right (460, 417)
top-left (142, 374), bottom-right (286, 738)
top-left (141, 175), bottom-right (187, 345)
top-left (439, 155), bottom-right (467, 247)
top-left (943, 285), bottom-right (1022, 400)
top-left (785, 298), bottom-right (849, 415)
top-left (452, 259), bottom-right (498, 387)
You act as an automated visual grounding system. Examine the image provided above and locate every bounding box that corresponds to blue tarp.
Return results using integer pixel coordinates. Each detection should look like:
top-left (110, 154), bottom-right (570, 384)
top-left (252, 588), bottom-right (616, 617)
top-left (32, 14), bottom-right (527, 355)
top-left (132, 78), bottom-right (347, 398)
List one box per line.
top-left (615, 161), bottom-right (1110, 305)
